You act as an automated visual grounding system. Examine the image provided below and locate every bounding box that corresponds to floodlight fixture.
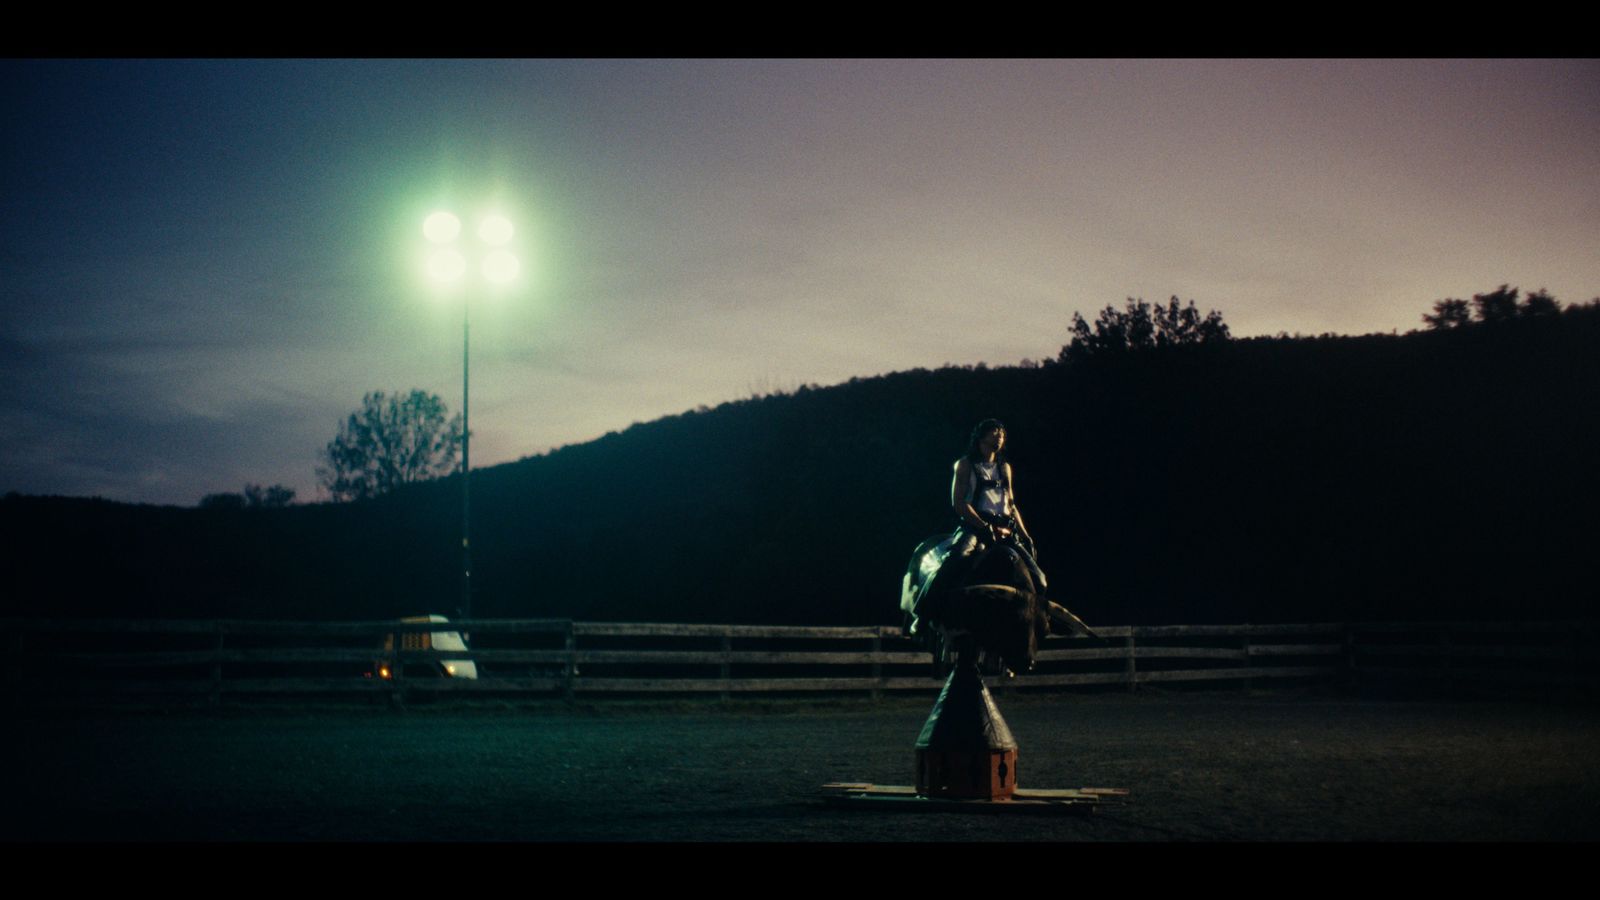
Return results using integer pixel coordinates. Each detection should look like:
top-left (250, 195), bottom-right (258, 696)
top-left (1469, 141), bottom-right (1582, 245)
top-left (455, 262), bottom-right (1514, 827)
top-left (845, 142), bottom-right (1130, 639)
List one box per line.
top-left (478, 214), bottom-right (514, 247)
top-left (482, 248), bottom-right (520, 284)
top-left (423, 211), bottom-right (462, 244)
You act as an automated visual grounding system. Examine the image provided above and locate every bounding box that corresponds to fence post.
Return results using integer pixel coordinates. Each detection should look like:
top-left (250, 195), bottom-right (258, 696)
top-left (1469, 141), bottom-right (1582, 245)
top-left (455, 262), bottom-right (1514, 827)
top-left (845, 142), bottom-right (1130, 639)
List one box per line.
top-left (870, 628), bottom-right (883, 701)
top-left (1240, 630), bottom-right (1252, 694)
top-left (1124, 631), bottom-right (1137, 692)
top-left (719, 631), bottom-right (732, 702)
top-left (563, 621), bottom-right (577, 704)
top-left (388, 624), bottom-right (405, 709)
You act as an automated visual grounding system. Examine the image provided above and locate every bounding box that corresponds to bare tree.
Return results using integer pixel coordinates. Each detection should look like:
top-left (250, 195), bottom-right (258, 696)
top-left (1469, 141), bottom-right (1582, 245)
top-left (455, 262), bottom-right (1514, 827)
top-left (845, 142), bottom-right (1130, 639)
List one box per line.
top-left (319, 390), bottom-right (464, 502)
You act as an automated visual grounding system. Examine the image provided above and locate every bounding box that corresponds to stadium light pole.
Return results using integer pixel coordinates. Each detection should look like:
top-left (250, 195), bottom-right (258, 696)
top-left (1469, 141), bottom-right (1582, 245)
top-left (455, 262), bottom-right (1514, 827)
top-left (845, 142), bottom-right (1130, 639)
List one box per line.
top-left (422, 210), bottom-right (520, 621)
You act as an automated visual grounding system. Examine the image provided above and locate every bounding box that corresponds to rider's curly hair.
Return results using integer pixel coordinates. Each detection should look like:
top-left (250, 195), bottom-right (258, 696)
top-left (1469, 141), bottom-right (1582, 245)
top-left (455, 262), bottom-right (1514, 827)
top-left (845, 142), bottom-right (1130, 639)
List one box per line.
top-left (963, 419), bottom-right (1007, 463)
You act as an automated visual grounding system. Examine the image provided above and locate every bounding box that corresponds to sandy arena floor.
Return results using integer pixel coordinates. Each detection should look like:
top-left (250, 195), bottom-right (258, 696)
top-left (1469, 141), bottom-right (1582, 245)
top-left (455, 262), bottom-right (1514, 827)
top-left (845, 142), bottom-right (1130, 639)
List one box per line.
top-left (5, 690), bottom-right (1597, 841)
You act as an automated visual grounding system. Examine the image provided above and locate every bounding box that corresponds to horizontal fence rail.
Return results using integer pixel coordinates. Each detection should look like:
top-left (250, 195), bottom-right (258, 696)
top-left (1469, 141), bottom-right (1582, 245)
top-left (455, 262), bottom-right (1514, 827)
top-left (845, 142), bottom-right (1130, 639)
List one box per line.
top-left (3, 618), bottom-right (1595, 704)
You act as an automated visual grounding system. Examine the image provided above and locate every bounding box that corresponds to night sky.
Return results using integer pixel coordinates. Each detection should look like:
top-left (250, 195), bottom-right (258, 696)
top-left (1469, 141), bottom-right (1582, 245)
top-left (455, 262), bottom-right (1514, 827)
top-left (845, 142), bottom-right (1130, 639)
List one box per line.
top-left (3, 59), bottom-right (1596, 506)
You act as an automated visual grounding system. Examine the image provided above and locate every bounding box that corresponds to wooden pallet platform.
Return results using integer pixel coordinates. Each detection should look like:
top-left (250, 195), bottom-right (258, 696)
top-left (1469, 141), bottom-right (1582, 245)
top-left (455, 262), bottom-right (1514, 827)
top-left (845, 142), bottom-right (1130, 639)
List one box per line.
top-left (820, 782), bottom-right (1129, 814)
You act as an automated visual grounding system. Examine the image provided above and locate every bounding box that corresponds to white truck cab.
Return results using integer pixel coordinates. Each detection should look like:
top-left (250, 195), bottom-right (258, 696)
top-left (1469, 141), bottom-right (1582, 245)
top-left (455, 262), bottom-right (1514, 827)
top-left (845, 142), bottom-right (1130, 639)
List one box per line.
top-left (375, 614), bottom-right (479, 680)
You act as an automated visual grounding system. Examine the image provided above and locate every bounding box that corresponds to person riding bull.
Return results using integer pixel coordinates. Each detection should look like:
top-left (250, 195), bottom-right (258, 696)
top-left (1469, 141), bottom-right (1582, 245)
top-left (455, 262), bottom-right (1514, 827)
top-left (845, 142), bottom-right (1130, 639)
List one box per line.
top-left (904, 419), bottom-right (1049, 636)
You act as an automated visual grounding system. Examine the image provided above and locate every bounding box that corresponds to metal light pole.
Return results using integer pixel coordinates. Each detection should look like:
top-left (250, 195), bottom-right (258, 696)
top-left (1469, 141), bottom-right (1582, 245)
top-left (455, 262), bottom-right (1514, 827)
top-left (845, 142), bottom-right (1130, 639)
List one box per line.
top-left (423, 210), bottom-right (519, 621)
top-left (460, 285), bottom-right (471, 621)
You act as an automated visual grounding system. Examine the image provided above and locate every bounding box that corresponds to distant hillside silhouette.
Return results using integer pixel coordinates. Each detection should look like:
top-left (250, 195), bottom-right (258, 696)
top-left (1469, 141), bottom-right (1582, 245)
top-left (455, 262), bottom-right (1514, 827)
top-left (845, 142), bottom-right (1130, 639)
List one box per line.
top-left (4, 300), bottom-right (1597, 626)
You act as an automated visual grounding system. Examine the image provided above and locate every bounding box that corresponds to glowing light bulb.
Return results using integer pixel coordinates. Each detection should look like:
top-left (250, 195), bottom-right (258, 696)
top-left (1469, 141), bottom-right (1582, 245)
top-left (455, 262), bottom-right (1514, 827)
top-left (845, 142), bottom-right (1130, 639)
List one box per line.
top-left (478, 214), bottom-right (513, 246)
top-left (482, 249), bottom-right (520, 284)
top-left (423, 211), bottom-right (461, 244)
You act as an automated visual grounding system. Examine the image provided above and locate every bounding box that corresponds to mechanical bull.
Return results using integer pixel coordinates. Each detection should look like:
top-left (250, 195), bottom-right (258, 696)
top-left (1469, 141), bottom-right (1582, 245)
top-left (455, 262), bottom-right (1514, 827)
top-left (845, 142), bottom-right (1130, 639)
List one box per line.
top-left (901, 530), bottom-right (1095, 677)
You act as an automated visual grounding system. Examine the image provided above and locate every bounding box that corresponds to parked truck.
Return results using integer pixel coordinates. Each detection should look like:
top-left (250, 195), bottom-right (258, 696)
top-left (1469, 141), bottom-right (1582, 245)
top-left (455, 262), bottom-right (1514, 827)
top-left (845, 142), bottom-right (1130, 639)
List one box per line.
top-left (372, 614), bottom-right (479, 680)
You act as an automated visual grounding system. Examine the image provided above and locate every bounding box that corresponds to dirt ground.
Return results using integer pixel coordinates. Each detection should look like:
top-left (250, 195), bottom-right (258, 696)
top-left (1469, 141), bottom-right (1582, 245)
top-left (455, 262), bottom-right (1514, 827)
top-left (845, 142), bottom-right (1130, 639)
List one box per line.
top-left (5, 689), bottom-right (1598, 841)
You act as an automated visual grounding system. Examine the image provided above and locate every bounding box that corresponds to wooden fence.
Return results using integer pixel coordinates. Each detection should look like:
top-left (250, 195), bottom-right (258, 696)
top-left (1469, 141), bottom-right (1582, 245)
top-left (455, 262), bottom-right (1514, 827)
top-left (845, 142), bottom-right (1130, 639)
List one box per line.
top-left (2, 618), bottom-right (1594, 704)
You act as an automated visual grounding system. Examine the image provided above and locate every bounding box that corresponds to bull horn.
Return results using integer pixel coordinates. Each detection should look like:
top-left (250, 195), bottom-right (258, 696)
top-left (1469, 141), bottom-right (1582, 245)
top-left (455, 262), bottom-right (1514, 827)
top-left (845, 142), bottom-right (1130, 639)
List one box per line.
top-left (1045, 599), bottom-right (1099, 639)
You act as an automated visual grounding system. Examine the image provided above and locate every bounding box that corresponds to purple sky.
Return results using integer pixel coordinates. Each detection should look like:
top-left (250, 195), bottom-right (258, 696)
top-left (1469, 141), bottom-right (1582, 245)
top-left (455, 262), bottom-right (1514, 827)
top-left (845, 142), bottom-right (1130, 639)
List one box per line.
top-left (3, 59), bottom-right (1597, 506)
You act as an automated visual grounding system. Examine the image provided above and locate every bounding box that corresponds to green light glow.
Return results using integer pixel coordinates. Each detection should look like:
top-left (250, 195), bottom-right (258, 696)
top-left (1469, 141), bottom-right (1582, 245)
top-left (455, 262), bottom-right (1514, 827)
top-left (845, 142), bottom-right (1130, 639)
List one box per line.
top-left (426, 247), bottom-right (466, 283)
top-left (423, 211), bottom-right (461, 244)
top-left (482, 249), bottom-right (520, 284)
top-left (478, 214), bottom-right (514, 246)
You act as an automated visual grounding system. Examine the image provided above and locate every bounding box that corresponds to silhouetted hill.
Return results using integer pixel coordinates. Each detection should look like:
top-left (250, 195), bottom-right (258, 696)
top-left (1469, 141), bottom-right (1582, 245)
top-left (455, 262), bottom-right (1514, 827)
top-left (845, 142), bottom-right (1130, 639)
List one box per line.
top-left (4, 305), bottom-right (1597, 625)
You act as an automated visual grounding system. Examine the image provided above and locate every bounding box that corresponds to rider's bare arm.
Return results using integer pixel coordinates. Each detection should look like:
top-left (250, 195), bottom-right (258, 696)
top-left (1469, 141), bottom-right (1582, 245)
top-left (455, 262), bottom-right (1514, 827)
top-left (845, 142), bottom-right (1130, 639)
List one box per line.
top-left (1006, 463), bottom-right (1030, 544)
top-left (951, 459), bottom-right (989, 533)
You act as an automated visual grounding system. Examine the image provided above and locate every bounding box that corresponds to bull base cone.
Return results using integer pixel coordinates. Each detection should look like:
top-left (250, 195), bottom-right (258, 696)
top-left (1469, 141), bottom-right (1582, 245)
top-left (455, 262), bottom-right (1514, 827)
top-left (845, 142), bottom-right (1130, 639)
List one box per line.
top-left (914, 661), bottom-right (1018, 800)
top-left (819, 647), bottom-right (1131, 814)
